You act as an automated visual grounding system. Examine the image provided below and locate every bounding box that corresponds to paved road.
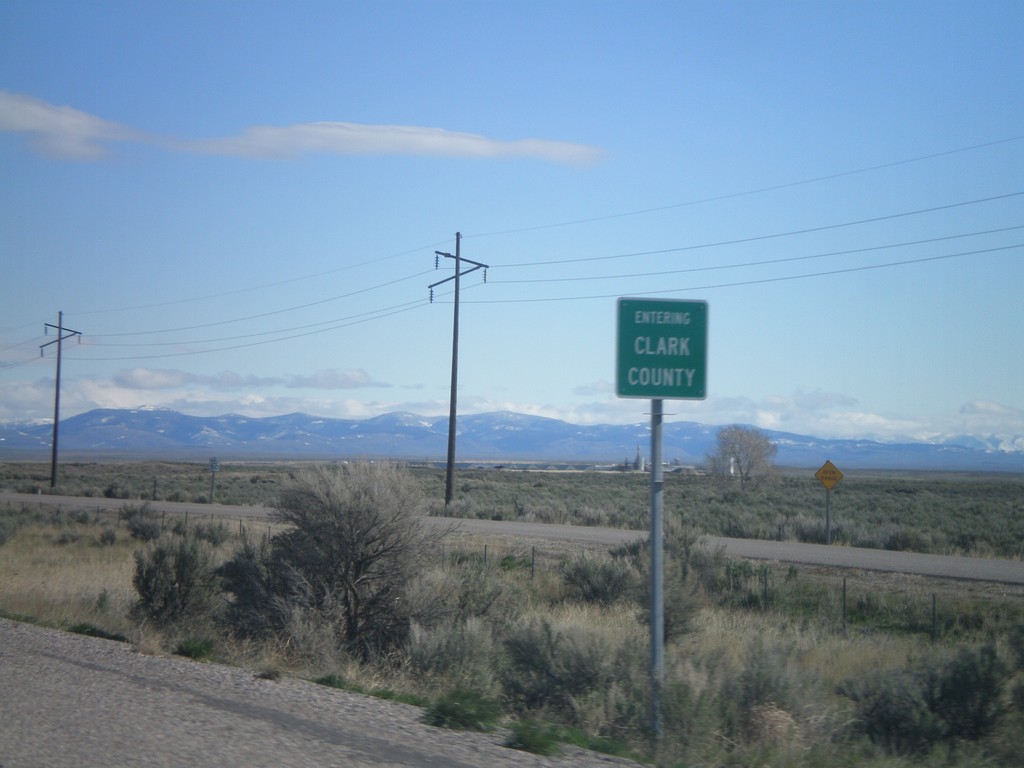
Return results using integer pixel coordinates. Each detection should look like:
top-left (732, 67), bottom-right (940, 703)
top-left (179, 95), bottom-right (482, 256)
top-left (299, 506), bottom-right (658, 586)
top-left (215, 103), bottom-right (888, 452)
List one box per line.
top-left (4, 491), bottom-right (1023, 585)
top-left (0, 619), bottom-right (638, 768)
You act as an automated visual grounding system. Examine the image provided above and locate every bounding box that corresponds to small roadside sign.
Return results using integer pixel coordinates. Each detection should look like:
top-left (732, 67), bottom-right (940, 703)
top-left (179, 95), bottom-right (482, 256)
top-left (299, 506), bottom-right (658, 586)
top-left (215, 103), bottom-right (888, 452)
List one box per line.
top-left (815, 460), bottom-right (843, 491)
top-left (209, 458), bottom-right (220, 473)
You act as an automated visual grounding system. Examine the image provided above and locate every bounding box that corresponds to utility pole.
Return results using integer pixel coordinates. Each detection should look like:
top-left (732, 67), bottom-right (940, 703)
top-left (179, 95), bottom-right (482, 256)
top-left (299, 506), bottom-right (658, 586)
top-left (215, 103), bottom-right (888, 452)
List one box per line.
top-left (40, 311), bottom-right (82, 489)
top-left (429, 233), bottom-right (488, 507)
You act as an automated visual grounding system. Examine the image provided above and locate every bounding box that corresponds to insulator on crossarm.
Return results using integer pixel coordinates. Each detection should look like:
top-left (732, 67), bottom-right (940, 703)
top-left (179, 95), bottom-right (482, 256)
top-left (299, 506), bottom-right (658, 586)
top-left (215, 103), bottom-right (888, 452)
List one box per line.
top-left (483, 268), bottom-right (488, 283)
top-left (434, 254), bottom-right (439, 269)
top-left (429, 287), bottom-right (434, 304)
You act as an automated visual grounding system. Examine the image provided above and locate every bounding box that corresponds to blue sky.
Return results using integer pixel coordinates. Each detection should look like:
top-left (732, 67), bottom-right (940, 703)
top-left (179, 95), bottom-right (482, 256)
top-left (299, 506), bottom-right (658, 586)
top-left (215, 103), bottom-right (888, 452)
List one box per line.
top-left (1, 1), bottom-right (1022, 450)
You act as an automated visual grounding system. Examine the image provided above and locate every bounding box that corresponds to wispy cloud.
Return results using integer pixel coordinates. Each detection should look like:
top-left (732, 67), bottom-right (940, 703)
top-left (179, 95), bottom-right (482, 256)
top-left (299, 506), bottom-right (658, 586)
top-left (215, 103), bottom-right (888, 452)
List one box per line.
top-left (0, 91), bottom-right (140, 159)
top-left (112, 368), bottom-right (281, 391)
top-left (0, 90), bottom-right (603, 166)
top-left (285, 368), bottom-right (383, 389)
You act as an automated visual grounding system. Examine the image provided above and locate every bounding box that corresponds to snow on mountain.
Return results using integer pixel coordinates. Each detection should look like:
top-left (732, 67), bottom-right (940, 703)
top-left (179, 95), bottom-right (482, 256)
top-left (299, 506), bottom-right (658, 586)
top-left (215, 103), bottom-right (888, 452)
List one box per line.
top-left (0, 408), bottom-right (1020, 471)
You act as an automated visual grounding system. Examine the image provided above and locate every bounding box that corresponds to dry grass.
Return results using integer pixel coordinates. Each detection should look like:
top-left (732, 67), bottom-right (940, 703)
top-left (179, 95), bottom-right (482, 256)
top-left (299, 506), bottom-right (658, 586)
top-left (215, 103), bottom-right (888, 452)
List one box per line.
top-left (0, 521), bottom-right (137, 631)
top-left (3, 505), bottom-right (1021, 767)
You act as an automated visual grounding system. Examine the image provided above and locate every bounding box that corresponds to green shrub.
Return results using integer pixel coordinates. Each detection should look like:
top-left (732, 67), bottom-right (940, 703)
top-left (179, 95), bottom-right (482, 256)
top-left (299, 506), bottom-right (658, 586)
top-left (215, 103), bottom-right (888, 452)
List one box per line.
top-left (502, 618), bottom-right (612, 718)
top-left (314, 674), bottom-right (348, 689)
top-left (561, 554), bottom-right (634, 605)
top-left (934, 644), bottom-right (1007, 742)
top-left (505, 719), bottom-right (562, 755)
top-left (122, 503), bottom-right (161, 541)
top-left (422, 688), bottom-right (502, 731)
top-left (839, 644), bottom-right (1008, 754)
top-left (193, 521), bottom-right (230, 547)
top-left (68, 623), bottom-right (129, 643)
top-left (176, 637), bottom-right (216, 660)
top-left (133, 534), bottom-right (217, 625)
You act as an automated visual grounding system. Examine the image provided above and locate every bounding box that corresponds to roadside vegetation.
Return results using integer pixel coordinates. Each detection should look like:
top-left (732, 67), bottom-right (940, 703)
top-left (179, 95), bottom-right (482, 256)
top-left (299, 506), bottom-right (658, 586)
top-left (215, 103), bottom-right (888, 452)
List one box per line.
top-left (2, 459), bottom-right (1023, 766)
top-left (2, 458), bottom-right (1022, 558)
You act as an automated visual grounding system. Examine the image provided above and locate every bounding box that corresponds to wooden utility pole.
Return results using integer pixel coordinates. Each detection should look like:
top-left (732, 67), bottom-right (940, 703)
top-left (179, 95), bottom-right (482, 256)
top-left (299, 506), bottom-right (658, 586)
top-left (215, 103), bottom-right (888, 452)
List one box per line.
top-left (429, 233), bottom-right (488, 507)
top-left (40, 311), bottom-right (82, 488)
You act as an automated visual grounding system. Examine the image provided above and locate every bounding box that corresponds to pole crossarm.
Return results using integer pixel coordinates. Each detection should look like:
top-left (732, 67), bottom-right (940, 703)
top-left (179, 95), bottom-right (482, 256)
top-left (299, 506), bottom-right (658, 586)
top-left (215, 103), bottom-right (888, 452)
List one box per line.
top-left (40, 323), bottom-right (82, 354)
top-left (428, 255), bottom-right (489, 292)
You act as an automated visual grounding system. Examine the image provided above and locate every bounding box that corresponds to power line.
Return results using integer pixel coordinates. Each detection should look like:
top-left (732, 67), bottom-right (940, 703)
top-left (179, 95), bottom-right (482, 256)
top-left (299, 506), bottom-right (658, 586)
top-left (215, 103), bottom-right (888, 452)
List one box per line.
top-left (462, 243), bottom-right (1024, 304)
top-left (490, 224), bottom-right (1024, 285)
top-left (88, 268), bottom-right (434, 339)
top-left (68, 298), bottom-right (430, 361)
top-left (464, 134), bottom-right (1024, 239)
top-left (498, 191), bottom-right (1024, 268)
top-left (69, 238), bottom-right (453, 318)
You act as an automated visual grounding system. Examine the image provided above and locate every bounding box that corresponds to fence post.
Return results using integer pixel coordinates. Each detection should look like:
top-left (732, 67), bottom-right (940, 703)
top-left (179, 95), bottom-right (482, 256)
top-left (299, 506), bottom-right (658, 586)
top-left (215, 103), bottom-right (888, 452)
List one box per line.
top-left (762, 567), bottom-right (769, 612)
top-left (842, 577), bottom-right (847, 635)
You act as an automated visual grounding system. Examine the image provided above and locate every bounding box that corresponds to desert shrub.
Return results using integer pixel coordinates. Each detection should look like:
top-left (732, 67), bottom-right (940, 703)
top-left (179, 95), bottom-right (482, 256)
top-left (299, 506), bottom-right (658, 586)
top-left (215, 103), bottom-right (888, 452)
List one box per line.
top-left (217, 534), bottom-right (291, 636)
top-left (68, 623), bottom-right (129, 643)
top-left (98, 526), bottom-right (117, 546)
top-left (933, 644), bottom-right (1007, 742)
top-left (193, 521), bottom-right (230, 547)
top-left (561, 553), bottom-right (634, 606)
top-left (132, 533), bottom-right (217, 626)
top-left (612, 524), bottom-right (703, 642)
top-left (839, 667), bottom-right (944, 756)
top-left (121, 503), bottom-right (161, 541)
top-left (422, 688), bottom-right (502, 731)
top-left (839, 644), bottom-right (1008, 754)
top-left (176, 637), bottom-right (216, 660)
top-left (718, 641), bottom-right (803, 746)
top-left (501, 618), bottom-right (614, 719)
top-left (505, 719), bottom-right (563, 756)
top-left (219, 462), bottom-right (447, 661)
top-left (408, 617), bottom-right (497, 689)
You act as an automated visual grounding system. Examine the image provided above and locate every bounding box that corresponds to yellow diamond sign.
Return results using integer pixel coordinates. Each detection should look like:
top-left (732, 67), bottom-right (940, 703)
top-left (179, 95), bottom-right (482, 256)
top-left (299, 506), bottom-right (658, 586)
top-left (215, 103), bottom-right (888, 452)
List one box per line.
top-left (815, 460), bottom-right (843, 491)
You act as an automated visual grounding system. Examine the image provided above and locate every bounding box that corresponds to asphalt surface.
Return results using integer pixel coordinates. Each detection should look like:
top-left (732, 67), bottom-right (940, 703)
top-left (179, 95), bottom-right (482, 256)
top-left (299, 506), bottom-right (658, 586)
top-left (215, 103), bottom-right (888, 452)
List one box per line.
top-left (0, 619), bottom-right (640, 768)
top-left (3, 491), bottom-right (1023, 585)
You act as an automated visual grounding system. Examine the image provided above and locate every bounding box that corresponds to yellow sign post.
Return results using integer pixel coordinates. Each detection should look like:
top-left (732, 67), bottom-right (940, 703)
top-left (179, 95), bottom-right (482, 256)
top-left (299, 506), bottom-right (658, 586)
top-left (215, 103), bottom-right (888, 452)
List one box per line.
top-left (815, 460), bottom-right (843, 543)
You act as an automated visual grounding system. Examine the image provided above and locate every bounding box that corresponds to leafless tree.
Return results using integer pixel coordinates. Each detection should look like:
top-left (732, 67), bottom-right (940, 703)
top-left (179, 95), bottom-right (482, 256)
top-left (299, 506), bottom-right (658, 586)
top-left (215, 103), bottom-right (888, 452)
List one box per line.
top-left (706, 425), bottom-right (777, 490)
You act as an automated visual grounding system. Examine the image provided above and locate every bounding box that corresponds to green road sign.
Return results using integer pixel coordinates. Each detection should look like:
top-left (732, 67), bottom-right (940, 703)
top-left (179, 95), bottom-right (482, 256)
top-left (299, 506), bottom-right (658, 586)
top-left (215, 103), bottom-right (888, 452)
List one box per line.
top-left (616, 298), bottom-right (708, 399)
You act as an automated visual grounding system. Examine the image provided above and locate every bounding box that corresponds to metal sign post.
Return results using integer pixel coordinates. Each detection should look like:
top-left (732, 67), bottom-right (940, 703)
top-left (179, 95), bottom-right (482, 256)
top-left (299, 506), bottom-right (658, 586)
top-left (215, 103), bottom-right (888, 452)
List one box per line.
top-left (208, 457), bottom-right (220, 504)
top-left (815, 460), bottom-right (843, 544)
top-left (616, 298), bottom-right (708, 744)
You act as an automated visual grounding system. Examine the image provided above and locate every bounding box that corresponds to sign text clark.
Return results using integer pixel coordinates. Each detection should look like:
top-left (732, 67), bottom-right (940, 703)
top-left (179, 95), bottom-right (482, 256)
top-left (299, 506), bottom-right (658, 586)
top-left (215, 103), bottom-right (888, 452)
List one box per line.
top-left (617, 298), bottom-right (708, 399)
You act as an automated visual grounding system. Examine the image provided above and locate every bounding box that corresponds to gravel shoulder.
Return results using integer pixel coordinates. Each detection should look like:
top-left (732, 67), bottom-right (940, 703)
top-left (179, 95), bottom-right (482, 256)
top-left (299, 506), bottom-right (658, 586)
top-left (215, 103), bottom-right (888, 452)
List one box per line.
top-left (0, 619), bottom-right (642, 768)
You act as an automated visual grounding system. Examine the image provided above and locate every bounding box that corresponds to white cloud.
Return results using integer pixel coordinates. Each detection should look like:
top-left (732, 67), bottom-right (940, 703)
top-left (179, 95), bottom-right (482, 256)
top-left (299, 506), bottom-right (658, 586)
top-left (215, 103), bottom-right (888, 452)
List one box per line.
top-left (0, 90), bottom-right (603, 166)
top-left (285, 368), bottom-right (383, 390)
top-left (0, 91), bottom-right (140, 158)
top-left (191, 122), bottom-right (603, 166)
top-left (111, 368), bottom-right (281, 391)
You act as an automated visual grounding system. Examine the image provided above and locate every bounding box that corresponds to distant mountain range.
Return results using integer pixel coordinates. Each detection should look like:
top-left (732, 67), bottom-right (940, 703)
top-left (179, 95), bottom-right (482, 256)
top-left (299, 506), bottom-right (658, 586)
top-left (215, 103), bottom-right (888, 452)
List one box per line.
top-left (0, 407), bottom-right (1021, 472)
